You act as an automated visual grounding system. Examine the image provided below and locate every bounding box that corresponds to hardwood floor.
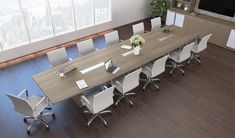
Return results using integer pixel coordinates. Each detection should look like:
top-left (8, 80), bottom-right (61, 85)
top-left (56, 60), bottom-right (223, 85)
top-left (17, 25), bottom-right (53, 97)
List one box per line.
top-left (0, 19), bottom-right (235, 138)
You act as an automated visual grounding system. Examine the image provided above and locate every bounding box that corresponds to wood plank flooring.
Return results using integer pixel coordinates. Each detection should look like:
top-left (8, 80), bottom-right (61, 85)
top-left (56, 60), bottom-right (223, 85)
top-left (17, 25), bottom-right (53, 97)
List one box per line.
top-left (0, 19), bottom-right (235, 138)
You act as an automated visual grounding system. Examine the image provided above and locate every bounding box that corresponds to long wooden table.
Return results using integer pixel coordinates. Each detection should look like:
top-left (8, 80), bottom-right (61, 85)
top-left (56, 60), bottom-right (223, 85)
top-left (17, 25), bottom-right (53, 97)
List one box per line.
top-left (33, 25), bottom-right (198, 104)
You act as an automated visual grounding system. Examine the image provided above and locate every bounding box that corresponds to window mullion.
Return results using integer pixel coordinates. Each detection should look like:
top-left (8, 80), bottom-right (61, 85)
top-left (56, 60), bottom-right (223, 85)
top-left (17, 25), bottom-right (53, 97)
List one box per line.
top-left (47, 0), bottom-right (56, 36)
top-left (18, 0), bottom-right (31, 43)
top-left (92, 0), bottom-right (96, 25)
top-left (71, 0), bottom-right (77, 30)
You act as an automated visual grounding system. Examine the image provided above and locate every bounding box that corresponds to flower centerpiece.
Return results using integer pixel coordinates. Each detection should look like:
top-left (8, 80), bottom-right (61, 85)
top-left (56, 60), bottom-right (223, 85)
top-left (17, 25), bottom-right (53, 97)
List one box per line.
top-left (130, 35), bottom-right (145, 55)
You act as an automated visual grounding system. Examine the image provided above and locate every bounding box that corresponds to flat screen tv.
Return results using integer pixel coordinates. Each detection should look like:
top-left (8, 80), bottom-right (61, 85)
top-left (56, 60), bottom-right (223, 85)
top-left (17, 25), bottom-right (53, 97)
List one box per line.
top-left (198, 0), bottom-right (235, 17)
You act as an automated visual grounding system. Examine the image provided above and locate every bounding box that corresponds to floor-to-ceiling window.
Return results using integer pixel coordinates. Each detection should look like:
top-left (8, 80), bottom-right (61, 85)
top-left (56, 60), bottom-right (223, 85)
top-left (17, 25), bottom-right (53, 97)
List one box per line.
top-left (0, 0), bottom-right (29, 50)
top-left (49, 0), bottom-right (75, 35)
top-left (0, 0), bottom-right (111, 51)
top-left (94, 0), bottom-right (111, 24)
top-left (73, 0), bottom-right (94, 28)
top-left (20, 0), bottom-right (54, 42)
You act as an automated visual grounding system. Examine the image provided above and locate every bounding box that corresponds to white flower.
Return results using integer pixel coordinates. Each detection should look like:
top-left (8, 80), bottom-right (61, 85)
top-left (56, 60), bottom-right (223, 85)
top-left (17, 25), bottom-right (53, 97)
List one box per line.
top-left (129, 35), bottom-right (145, 47)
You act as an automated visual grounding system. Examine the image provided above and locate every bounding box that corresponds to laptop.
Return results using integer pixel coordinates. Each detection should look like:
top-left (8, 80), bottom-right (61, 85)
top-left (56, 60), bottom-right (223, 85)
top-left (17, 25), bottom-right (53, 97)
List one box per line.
top-left (105, 58), bottom-right (120, 74)
top-left (58, 63), bottom-right (77, 75)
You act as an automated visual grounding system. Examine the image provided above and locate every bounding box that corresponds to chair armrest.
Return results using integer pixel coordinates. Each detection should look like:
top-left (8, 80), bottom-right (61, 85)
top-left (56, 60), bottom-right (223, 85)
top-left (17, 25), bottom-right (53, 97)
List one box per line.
top-left (144, 66), bottom-right (152, 72)
top-left (115, 80), bottom-right (123, 88)
top-left (34, 96), bottom-right (47, 111)
top-left (81, 95), bottom-right (91, 107)
top-left (17, 89), bottom-right (28, 98)
top-left (171, 50), bottom-right (181, 57)
top-left (101, 85), bottom-right (108, 90)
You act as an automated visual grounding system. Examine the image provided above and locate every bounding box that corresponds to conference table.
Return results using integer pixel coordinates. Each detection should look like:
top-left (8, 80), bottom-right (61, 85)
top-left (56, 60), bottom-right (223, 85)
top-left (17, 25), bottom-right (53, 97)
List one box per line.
top-left (33, 25), bottom-right (198, 104)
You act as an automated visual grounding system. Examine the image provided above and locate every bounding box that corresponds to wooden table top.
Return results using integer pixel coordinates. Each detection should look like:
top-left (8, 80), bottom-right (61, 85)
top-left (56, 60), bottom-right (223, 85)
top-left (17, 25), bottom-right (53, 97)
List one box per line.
top-left (33, 25), bottom-right (198, 104)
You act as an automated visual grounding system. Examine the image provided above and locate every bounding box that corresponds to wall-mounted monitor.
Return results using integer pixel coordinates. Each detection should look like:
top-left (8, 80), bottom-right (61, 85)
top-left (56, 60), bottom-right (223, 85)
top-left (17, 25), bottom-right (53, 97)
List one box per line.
top-left (198, 0), bottom-right (235, 17)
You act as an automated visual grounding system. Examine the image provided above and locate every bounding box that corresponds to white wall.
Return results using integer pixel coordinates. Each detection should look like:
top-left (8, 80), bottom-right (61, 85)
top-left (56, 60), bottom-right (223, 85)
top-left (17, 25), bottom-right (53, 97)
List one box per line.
top-left (0, 0), bottom-right (149, 63)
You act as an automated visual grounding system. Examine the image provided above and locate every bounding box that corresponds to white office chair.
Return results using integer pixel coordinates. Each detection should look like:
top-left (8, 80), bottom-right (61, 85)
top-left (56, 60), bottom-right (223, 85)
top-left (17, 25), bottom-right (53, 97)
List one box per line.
top-left (132, 22), bottom-right (145, 35)
top-left (47, 47), bottom-right (71, 67)
top-left (6, 89), bottom-right (55, 134)
top-left (151, 17), bottom-right (162, 31)
top-left (167, 42), bottom-right (195, 75)
top-left (81, 86), bottom-right (114, 127)
top-left (112, 68), bottom-right (142, 107)
top-left (140, 55), bottom-right (169, 90)
top-left (188, 34), bottom-right (212, 64)
top-left (77, 39), bottom-right (98, 56)
top-left (104, 30), bottom-right (122, 47)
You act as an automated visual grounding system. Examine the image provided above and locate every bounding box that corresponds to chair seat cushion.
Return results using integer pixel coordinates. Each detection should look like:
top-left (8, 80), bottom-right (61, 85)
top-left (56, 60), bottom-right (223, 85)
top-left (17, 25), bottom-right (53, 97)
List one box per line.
top-left (112, 77), bottom-right (124, 93)
top-left (169, 51), bottom-right (180, 62)
top-left (142, 63), bottom-right (153, 78)
top-left (28, 95), bottom-right (48, 117)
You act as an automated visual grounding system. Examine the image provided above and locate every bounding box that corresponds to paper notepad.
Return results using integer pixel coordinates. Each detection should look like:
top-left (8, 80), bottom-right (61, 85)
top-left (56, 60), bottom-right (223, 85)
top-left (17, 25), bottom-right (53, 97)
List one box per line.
top-left (80, 62), bottom-right (104, 74)
top-left (76, 80), bottom-right (88, 89)
top-left (121, 45), bottom-right (132, 50)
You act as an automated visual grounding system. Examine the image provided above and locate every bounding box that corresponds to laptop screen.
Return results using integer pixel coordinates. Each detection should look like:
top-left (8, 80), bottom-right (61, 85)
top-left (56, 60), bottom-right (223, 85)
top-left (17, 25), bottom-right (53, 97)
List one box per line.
top-left (105, 58), bottom-right (113, 70)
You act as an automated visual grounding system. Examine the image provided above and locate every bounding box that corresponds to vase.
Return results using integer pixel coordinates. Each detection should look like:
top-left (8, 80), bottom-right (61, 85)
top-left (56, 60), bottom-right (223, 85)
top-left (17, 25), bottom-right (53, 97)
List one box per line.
top-left (133, 46), bottom-right (140, 55)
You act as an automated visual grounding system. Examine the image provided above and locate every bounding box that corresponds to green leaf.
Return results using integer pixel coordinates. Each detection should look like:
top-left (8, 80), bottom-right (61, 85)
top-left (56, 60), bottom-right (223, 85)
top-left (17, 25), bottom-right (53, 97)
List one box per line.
top-left (149, 0), bottom-right (169, 17)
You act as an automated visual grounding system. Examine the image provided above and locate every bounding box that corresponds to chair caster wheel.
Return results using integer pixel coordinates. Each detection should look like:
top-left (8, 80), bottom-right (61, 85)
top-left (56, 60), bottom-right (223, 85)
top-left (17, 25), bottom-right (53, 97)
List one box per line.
top-left (52, 113), bottom-right (56, 119)
top-left (27, 130), bottom-right (30, 135)
top-left (157, 88), bottom-right (159, 91)
top-left (130, 103), bottom-right (133, 108)
top-left (182, 73), bottom-right (185, 75)
top-left (87, 125), bottom-right (91, 128)
top-left (105, 124), bottom-right (109, 128)
top-left (80, 106), bottom-right (86, 111)
top-left (170, 73), bottom-right (173, 76)
top-left (23, 118), bottom-right (27, 123)
top-left (45, 107), bottom-right (52, 110)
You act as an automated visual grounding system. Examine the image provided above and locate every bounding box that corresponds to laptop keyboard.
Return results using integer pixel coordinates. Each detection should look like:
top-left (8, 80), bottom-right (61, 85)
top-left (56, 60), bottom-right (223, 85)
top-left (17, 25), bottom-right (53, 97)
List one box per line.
top-left (108, 66), bottom-right (117, 72)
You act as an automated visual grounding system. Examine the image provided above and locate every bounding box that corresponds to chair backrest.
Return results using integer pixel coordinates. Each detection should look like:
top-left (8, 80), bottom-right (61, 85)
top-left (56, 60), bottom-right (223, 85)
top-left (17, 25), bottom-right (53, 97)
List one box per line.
top-left (166, 10), bottom-right (176, 26)
top-left (77, 39), bottom-right (95, 56)
top-left (180, 42), bottom-right (195, 62)
top-left (122, 68), bottom-right (142, 93)
top-left (47, 48), bottom-right (69, 67)
top-left (6, 93), bottom-right (33, 116)
top-left (105, 31), bottom-right (120, 46)
top-left (151, 55), bottom-right (169, 77)
top-left (195, 34), bottom-right (212, 53)
top-left (92, 86), bottom-right (114, 113)
top-left (151, 17), bottom-right (161, 31)
top-left (132, 22), bottom-right (145, 35)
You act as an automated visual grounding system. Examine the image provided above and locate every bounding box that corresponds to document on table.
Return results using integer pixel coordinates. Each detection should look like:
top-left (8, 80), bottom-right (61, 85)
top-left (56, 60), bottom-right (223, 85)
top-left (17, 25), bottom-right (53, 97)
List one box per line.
top-left (76, 79), bottom-right (88, 89)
